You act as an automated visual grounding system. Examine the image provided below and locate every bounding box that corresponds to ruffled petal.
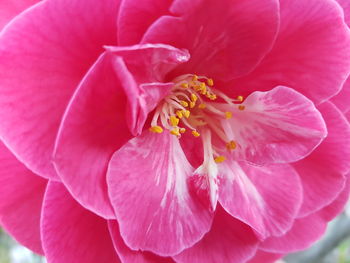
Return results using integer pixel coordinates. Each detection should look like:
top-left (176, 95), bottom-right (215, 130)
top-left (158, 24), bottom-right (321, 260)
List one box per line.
top-left (218, 86), bottom-right (327, 164)
top-left (233, 0), bottom-right (350, 105)
top-left (219, 160), bottom-right (302, 239)
top-left (0, 0), bottom-right (120, 179)
top-left (106, 44), bottom-right (190, 135)
top-left (336, 0), bottom-right (350, 26)
top-left (247, 250), bottom-right (283, 263)
top-left (53, 53), bottom-right (131, 219)
top-left (118, 0), bottom-right (173, 45)
top-left (108, 221), bottom-right (175, 263)
top-left (293, 102), bottom-right (350, 217)
top-left (107, 132), bottom-right (213, 256)
top-left (142, 0), bottom-right (279, 80)
top-left (0, 0), bottom-right (40, 31)
top-left (0, 141), bottom-right (46, 255)
top-left (41, 182), bottom-right (120, 263)
top-left (174, 206), bottom-right (258, 263)
top-left (260, 177), bottom-right (350, 253)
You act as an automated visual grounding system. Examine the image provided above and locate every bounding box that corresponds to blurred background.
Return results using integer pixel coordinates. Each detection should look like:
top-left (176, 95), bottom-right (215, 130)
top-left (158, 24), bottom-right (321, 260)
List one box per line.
top-left (0, 202), bottom-right (349, 263)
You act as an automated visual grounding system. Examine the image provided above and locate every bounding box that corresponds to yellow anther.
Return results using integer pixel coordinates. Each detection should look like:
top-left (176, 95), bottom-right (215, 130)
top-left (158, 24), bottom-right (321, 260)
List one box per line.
top-left (198, 103), bottom-right (206, 109)
top-left (192, 130), bottom-right (200, 137)
top-left (179, 128), bottom-right (186, 134)
top-left (180, 100), bottom-right (189, 107)
top-left (190, 101), bottom-right (196, 108)
top-left (190, 93), bottom-right (198, 102)
top-left (238, 105), bottom-right (245, 111)
top-left (200, 82), bottom-right (206, 89)
top-left (208, 94), bottom-right (217, 100)
top-left (225, 111), bottom-right (233, 119)
top-left (170, 127), bottom-right (180, 136)
top-left (176, 110), bottom-right (183, 119)
top-left (170, 116), bottom-right (180, 127)
top-left (201, 87), bottom-right (207, 95)
top-left (181, 83), bottom-right (189, 89)
top-left (149, 126), bottom-right (163, 133)
top-left (226, 140), bottom-right (237, 150)
top-left (214, 156), bottom-right (226, 163)
top-left (207, 78), bottom-right (214, 86)
top-left (192, 75), bottom-right (198, 81)
top-left (183, 110), bottom-right (191, 118)
top-left (237, 95), bottom-right (244, 102)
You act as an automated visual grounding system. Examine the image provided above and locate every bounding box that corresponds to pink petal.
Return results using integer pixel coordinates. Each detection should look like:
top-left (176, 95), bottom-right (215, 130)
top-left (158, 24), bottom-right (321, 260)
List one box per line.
top-left (219, 160), bottom-right (302, 239)
top-left (142, 0), bottom-right (279, 80)
top-left (247, 251), bottom-right (283, 263)
top-left (336, 0), bottom-right (350, 26)
top-left (107, 132), bottom-right (213, 256)
top-left (293, 102), bottom-right (350, 217)
top-left (41, 182), bottom-right (121, 263)
top-left (0, 141), bottom-right (46, 255)
top-left (106, 44), bottom-right (190, 135)
top-left (174, 206), bottom-right (258, 263)
top-left (53, 53), bottom-right (131, 219)
top-left (260, 178), bottom-right (350, 253)
top-left (0, 0), bottom-right (40, 31)
top-left (0, 0), bottom-right (120, 179)
top-left (118, 0), bottom-right (173, 45)
top-left (331, 78), bottom-right (350, 113)
top-left (108, 221), bottom-right (175, 263)
top-left (219, 86), bottom-right (327, 164)
top-left (233, 0), bottom-right (350, 105)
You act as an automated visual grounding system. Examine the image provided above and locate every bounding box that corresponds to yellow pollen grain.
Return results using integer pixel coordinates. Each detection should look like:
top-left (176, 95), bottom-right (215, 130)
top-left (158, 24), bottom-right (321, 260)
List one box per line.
top-left (183, 110), bottom-right (191, 118)
top-left (149, 126), bottom-right (163, 133)
top-left (192, 130), bottom-right (200, 137)
top-left (170, 116), bottom-right (180, 127)
top-left (207, 78), bottom-right (214, 86)
top-left (198, 103), bottom-right (206, 109)
top-left (180, 100), bottom-right (189, 107)
top-left (176, 110), bottom-right (183, 119)
top-left (181, 83), bottom-right (189, 89)
top-left (170, 127), bottom-right (180, 136)
top-left (192, 75), bottom-right (198, 81)
top-left (179, 128), bottom-right (186, 134)
top-left (237, 95), bottom-right (244, 102)
top-left (225, 111), bottom-right (233, 119)
top-left (190, 101), bottom-right (196, 108)
top-left (190, 93), bottom-right (198, 102)
top-left (238, 105), bottom-right (245, 111)
top-left (214, 156), bottom-right (226, 163)
top-left (226, 140), bottom-right (237, 150)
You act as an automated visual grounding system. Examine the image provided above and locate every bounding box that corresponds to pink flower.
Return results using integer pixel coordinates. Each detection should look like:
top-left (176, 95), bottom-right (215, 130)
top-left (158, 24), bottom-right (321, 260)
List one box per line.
top-left (1, 0), bottom-right (350, 262)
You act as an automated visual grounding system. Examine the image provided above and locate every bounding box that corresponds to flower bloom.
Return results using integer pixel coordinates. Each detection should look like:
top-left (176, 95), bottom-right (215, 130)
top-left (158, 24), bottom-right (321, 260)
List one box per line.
top-left (1, 0), bottom-right (350, 262)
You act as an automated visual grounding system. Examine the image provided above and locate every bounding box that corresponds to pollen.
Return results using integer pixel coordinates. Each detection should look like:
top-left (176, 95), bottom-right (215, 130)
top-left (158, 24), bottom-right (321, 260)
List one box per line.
top-left (170, 116), bottom-right (180, 127)
top-left (192, 75), bottom-right (198, 81)
top-left (176, 110), bottom-right (183, 119)
top-left (226, 140), bottom-right (237, 150)
top-left (181, 83), bottom-right (189, 89)
top-left (149, 126), bottom-right (163, 133)
top-left (170, 127), bottom-right (180, 136)
top-left (180, 100), bottom-right (189, 107)
top-left (238, 105), bottom-right (245, 111)
top-left (225, 111), bottom-right (233, 119)
top-left (237, 95), bottom-right (244, 102)
top-left (198, 103), bottom-right (206, 109)
top-left (179, 128), bottom-right (186, 133)
top-left (214, 156), bottom-right (226, 163)
top-left (191, 93), bottom-right (198, 102)
top-left (192, 130), bottom-right (200, 137)
top-left (207, 78), bottom-right (214, 86)
top-left (190, 101), bottom-right (196, 108)
top-left (183, 110), bottom-right (191, 118)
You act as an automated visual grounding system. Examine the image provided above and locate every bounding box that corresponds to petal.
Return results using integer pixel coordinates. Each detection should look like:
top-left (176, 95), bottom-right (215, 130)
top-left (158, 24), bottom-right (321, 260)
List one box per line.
top-left (219, 160), bottom-right (302, 238)
top-left (219, 86), bottom-right (327, 164)
top-left (174, 206), bottom-right (258, 263)
top-left (107, 132), bottom-right (213, 256)
top-left (0, 0), bottom-right (120, 179)
top-left (53, 53), bottom-right (131, 219)
top-left (293, 102), bottom-right (350, 217)
top-left (331, 77), bottom-right (350, 113)
top-left (108, 221), bottom-right (175, 263)
top-left (336, 0), bottom-right (350, 26)
top-left (118, 0), bottom-right (173, 45)
top-left (106, 44), bottom-right (190, 135)
top-left (233, 0), bottom-right (350, 105)
top-left (260, 177), bottom-right (350, 253)
top-left (0, 0), bottom-right (40, 31)
top-left (142, 0), bottom-right (280, 80)
top-left (41, 182), bottom-right (121, 263)
top-left (0, 141), bottom-right (46, 255)
top-left (247, 251), bottom-right (283, 263)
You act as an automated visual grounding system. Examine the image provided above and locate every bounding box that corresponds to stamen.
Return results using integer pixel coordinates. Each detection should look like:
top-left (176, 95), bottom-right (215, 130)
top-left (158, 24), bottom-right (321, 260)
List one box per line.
top-left (180, 100), bottom-right (189, 107)
top-left (198, 103), bottom-right (206, 109)
top-left (170, 116), bottom-right (180, 127)
top-left (180, 128), bottom-right (186, 133)
top-left (214, 156), bottom-right (226, 163)
top-left (149, 126), bottom-right (163, 133)
top-left (181, 83), bottom-right (189, 89)
top-left (170, 127), bottom-right (180, 136)
top-left (237, 95), bottom-right (244, 102)
top-left (192, 130), bottom-right (201, 137)
top-left (176, 110), bottom-right (183, 119)
top-left (238, 105), bottom-right (245, 111)
top-left (225, 111), bottom-right (233, 119)
top-left (207, 78), bottom-right (214, 86)
top-left (226, 140), bottom-right (237, 150)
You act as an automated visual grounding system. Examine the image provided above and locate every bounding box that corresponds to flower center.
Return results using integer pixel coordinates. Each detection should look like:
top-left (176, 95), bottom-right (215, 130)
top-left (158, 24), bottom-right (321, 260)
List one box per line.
top-left (149, 74), bottom-right (246, 164)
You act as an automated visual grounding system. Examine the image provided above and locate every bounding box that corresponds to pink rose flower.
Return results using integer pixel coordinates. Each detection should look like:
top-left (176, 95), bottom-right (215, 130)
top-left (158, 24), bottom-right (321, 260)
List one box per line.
top-left (1, 0), bottom-right (350, 262)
